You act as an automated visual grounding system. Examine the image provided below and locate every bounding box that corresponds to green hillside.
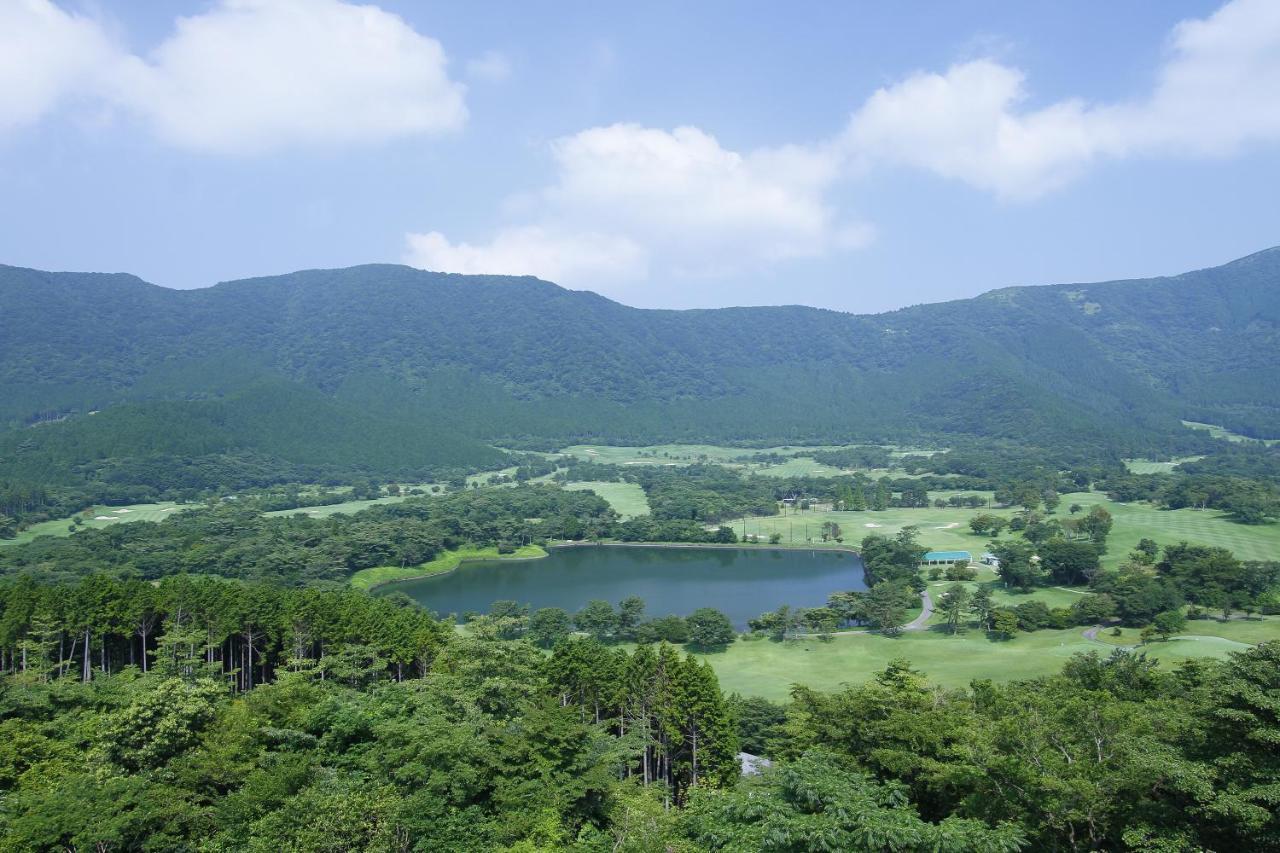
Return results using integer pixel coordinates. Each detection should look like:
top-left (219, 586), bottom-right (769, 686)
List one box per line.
top-left (2, 248), bottom-right (1278, 490)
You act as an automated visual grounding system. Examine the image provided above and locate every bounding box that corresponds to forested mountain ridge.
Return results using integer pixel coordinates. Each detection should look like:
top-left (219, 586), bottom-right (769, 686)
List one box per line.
top-left (2, 248), bottom-right (1278, 481)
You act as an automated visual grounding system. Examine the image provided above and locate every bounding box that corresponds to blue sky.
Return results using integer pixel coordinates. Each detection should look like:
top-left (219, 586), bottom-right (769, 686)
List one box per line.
top-left (1, 0), bottom-right (1278, 312)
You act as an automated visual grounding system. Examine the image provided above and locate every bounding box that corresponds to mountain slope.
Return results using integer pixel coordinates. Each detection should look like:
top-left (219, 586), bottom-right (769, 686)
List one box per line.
top-left (2, 248), bottom-right (1278, 482)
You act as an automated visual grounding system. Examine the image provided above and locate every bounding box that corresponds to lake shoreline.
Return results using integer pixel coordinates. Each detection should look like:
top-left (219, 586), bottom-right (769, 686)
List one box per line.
top-left (368, 540), bottom-right (865, 594)
top-left (374, 541), bottom-right (869, 627)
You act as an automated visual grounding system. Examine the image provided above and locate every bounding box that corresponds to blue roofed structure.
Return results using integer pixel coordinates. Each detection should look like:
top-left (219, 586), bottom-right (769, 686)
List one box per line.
top-left (920, 550), bottom-right (972, 565)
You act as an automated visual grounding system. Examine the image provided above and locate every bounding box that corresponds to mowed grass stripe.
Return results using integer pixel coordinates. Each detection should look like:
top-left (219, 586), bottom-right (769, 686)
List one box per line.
top-left (564, 482), bottom-right (650, 520)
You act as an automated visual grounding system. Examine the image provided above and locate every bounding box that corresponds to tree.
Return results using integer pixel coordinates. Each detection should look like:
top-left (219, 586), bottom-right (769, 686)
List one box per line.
top-left (939, 584), bottom-right (970, 635)
top-left (529, 607), bottom-right (573, 648)
top-left (970, 587), bottom-right (994, 631)
top-left (865, 582), bottom-right (911, 637)
top-left (1134, 538), bottom-right (1160, 563)
top-left (990, 539), bottom-right (1042, 591)
top-left (574, 600), bottom-right (617, 642)
top-left (680, 750), bottom-right (1026, 852)
top-left (102, 677), bottom-right (224, 772)
top-left (617, 595), bottom-right (646, 640)
top-left (685, 609), bottom-right (736, 650)
top-left (1077, 505), bottom-right (1114, 550)
top-left (1040, 539), bottom-right (1100, 585)
top-left (968, 514), bottom-right (1008, 536)
top-left (991, 609), bottom-right (1019, 639)
top-left (1151, 610), bottom-right (1187, 640)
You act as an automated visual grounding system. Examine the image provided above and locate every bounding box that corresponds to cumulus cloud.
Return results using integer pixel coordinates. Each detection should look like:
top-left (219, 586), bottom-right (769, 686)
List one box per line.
top-left (0, 0), bottom-right (466, 153)
top-left (405, 226), bottom-right (646, 285)
top-left (407, 124), bottom-right (868, 285)
top-left (843, 0), bottom-right (1280, 198)
top-left (0, 0), bottom-right (120, 131)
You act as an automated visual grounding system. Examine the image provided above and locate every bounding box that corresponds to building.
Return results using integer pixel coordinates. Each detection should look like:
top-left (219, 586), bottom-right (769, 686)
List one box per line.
top-left (980, 552), bottom-right (1000, 567)
top-left (920, 550), bottom-right (972, 566)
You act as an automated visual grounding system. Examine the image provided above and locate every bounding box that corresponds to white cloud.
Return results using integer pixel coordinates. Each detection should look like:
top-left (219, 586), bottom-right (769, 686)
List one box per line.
top-left (404, 226), bottom-right (646, 285)
top-left (407, 124), bottom-right (868, 285)
top-left (0, 0), bottom-right (120, 131)
top-left (0, 0), bottom-right (466, 153)
top-left (115, 0), bottom-right (466, 154)
top-left (466, 50), bottom-right (511, 83)
top-left (842, 0), bottom-right (1280, 199)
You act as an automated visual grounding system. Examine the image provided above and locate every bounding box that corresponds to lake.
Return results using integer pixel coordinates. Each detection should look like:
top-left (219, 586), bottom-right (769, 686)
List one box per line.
top-left (377, 544), bottom-right (867, 628)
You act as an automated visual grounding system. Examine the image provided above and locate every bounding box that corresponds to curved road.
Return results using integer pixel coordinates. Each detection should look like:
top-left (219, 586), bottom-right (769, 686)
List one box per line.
top-left (903, 589), bottom-right (934, 631)
top-left (827, 588), bottom-right (934, 636)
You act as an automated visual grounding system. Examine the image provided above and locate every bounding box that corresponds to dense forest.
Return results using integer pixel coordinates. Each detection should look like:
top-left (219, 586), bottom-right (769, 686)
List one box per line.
top-left (4, 249), bottom-right (1279, 505)
top-left (0, 570), bottom-right (1275, 851)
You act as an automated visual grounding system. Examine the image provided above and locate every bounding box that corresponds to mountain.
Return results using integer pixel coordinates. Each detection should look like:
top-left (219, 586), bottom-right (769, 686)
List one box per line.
top-left (2, 248), bottom-right (1278, 486)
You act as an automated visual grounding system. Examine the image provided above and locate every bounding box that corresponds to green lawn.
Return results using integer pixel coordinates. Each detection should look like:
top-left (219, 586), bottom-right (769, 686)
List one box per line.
top-left (263, 494), bottom-right (416, 518)
top-left (691, 627), bottom-right (1112, 700)
top-left (690, 613), bottom-right (1280, 700)
top-left (1, 502), bottom-right (191, 547)
top-left (564, 482), bottom-right (650, 519)
top-left (350, 544), bottom-right (547, 591)
top-left (557, 443), bottom-right (944, 473)
top-left (1056, 491), bottom-right (1280, 568)
top-left (735, 491), bottom-right (1279, 570)
top-left (1181, 420), bottom-right (1279, 445)
top-left (1122, 456), bottom-right (1204, 474)
top-left (740, 504), bottom-right (1006, 554)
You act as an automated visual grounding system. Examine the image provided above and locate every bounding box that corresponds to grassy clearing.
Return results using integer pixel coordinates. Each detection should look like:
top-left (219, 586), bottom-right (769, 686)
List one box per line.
top-left (264, 494), bottom-right (416, 519)
top-left (735, 490), bottom-right (1279, 570)
top-left (1122, 456), bottom-right (1204, 474)
top-left (558, 443), bottom-right (945, 472)
top-left (564, 482), bottom-right (650, 519)
top-left (691, 614), bottom-right (1280, 700)
top-left (739, 504), bottom-right (1007, 554)
top-left (350, 544), bottom-right (547, 591)
top-left (1057, 491), bottom-right (1280, 568)
top-left (1, 502), bottom-right (191, 547)
top-left (1182, 420), bottom-right (1279, 445)
top-left (692, 628), bottom-right (1108, 700)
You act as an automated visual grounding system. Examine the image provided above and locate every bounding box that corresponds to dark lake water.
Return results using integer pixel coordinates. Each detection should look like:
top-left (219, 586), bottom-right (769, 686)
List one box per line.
top-left (377, 545), bottom-right (868, 628)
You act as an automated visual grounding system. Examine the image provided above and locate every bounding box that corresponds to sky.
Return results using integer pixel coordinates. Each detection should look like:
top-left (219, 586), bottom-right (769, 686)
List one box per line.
top-left (1, 0), bottom-right (1279, 314)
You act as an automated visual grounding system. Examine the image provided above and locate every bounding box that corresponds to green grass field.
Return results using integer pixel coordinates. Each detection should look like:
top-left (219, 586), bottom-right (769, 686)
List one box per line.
top-left (350, 544), bottom-right (547, 591)
top-left (0, 502), bottom-right (191, 547)
top-left (1122, 456), bottom-right (1204, 474)
top-left (557, 443), bottom-right (944, 475)
top-left (1062, 491), bottom-right (1280, 567)
top-left (263, 494), bottom-right (416, 518)
top-left (1181, 420), bottom-right (1279, 445)
top-left (687, 613), bottom-right (1280, 700)
top-left (564, 482), bottom-right (650, 519)
top-left (735, 490), bottom-right (1279, 569)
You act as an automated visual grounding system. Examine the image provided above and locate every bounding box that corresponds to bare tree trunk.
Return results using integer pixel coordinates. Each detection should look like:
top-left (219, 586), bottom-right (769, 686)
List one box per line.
top-left (83, 630), bottom-right (91, 682)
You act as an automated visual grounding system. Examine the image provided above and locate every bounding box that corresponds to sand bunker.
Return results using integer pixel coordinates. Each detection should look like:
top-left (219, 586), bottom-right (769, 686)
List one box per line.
top-left (94, 516), bottom-right (114, 521)
top-left (934, 522), bottom-right (959, 529)
top-left (864, 523), bottom-right (882, 528)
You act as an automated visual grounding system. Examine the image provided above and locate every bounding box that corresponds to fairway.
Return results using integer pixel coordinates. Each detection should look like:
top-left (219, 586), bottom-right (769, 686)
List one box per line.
top-left (263, 494), bottom-right (415, 518)
top-left (1, 502), bottom-right (191, 547)
top-left (1058, 491), bottom-right (1280, 567)
top-left (564, 481), bottom-right (650, 519)
top-left (557, 443), bottom-right (945, 474)
top-left (690, 614), bottom-right (1280, 700)
top-left (1123, 456), bottom-right (1204, 473)
top-left (1181, 420), bottom-right (1279, 445)
top-left (736, 490), bottom-right (1280, 570)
